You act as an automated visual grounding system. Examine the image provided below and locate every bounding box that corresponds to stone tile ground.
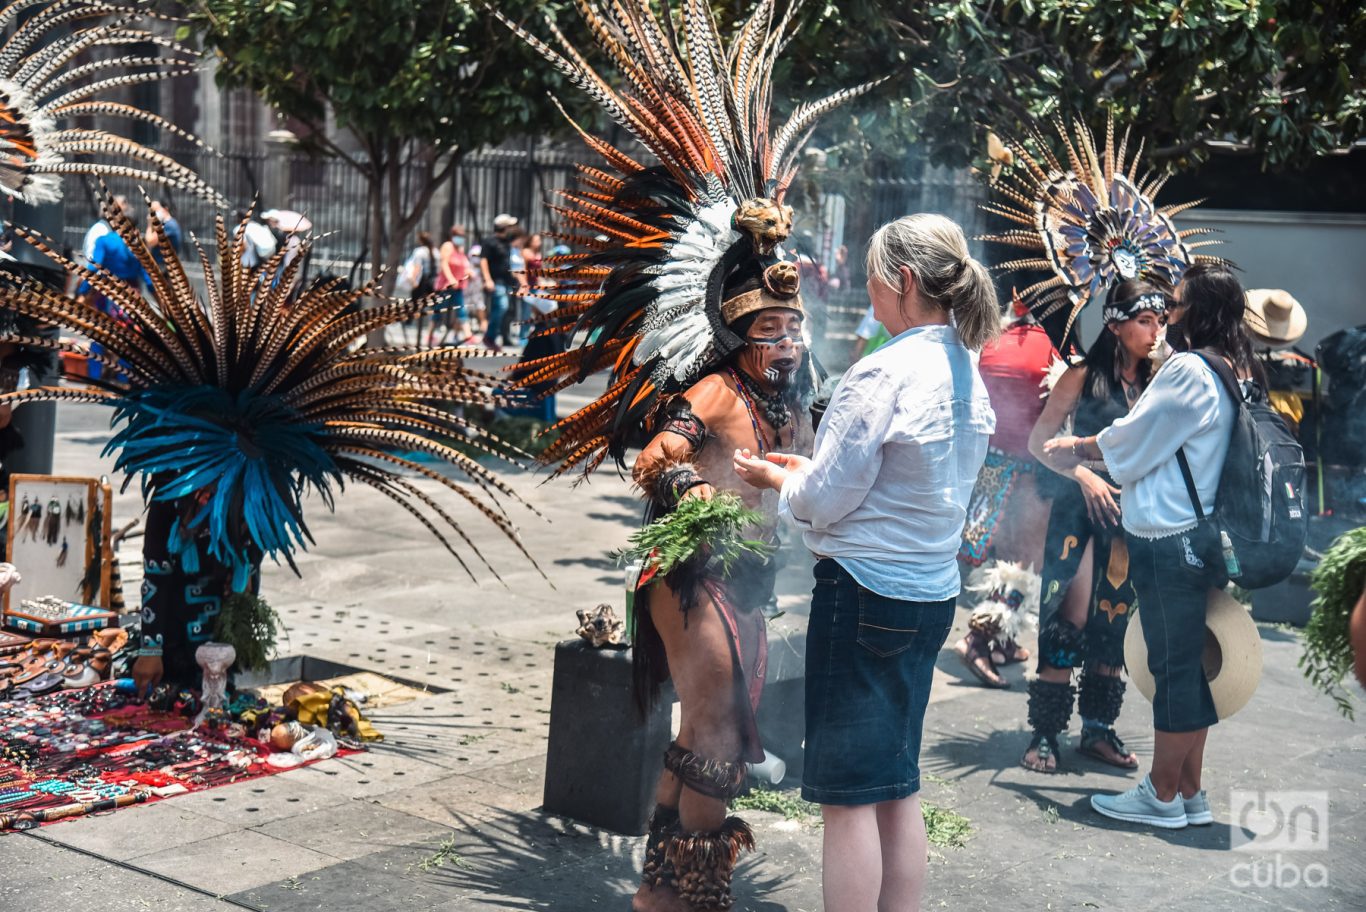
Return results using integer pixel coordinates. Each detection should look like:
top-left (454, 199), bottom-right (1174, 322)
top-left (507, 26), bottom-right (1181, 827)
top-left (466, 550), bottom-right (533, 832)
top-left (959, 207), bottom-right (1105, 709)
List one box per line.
top-left (4, 404), bottom-right (1360, 911)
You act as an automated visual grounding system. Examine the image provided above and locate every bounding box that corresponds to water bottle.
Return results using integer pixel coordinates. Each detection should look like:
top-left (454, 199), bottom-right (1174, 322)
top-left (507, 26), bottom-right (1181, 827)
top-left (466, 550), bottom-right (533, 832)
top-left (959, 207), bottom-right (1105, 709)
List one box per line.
top-left (1220, 530), bottom-right (1241, 579)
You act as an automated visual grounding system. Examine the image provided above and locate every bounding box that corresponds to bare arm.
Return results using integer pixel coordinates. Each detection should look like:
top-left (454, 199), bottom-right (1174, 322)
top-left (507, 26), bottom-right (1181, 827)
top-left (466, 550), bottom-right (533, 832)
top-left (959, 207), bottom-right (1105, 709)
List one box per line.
top-left (632, 376), bottom-right (728, 503)
top-left (1029, 366), bottom-right (1086, 479)
top-left (438, 243), bottom-right (456, 286)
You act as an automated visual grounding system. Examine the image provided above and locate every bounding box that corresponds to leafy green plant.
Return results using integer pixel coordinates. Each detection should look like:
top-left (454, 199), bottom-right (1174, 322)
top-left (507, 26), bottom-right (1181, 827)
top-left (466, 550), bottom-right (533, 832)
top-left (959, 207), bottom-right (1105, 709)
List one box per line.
top-left (1302, 527), bottom-right (1366, 720)
top-left (212, 592), bottom-right (282, 673)
top-left (619, 492), bottom-right (773, 579)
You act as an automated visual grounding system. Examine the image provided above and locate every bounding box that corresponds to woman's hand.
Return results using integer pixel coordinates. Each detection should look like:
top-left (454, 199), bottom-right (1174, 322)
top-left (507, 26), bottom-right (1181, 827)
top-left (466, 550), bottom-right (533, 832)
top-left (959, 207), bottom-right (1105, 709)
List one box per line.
top-left (733, 449), bottom-right (808, 490)
top-left (132, 654), bottom-right (163, 700)
top-left (1075, 465), bottom-right (1122, 527)
top-left (1043, 434), bottom-right (1093, 470)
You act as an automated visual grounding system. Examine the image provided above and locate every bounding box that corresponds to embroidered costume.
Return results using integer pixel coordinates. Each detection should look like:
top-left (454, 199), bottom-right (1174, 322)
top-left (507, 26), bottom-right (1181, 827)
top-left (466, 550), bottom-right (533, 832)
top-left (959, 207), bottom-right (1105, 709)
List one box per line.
top-left (494, 1), bottom-right (872, 906)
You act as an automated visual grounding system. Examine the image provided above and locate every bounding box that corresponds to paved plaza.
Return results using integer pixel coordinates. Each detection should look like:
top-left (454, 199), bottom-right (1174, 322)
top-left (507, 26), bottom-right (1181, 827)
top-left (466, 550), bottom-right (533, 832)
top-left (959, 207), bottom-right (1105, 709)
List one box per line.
top-left (1, 403), bottom-right (1361, 912)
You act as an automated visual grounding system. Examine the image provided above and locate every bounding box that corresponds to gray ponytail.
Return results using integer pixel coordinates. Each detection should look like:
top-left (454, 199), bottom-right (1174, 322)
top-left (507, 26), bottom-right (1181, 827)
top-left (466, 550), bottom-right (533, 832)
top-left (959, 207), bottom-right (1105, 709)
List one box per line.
top-left (866, 214), bottom-right (1002, 351)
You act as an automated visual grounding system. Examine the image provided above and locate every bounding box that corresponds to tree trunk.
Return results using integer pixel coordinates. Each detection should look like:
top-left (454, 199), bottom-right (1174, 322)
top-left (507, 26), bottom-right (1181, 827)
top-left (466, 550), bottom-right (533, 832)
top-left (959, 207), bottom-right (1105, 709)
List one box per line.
top-left (361, 138), bottom-right (461, 348)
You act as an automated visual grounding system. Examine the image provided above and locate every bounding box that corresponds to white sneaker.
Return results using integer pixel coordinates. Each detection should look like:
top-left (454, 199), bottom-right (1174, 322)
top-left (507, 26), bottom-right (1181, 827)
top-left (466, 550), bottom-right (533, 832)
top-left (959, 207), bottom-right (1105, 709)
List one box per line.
top-left (1183, 790), bottom-right (1213, 826)
top-left (1091, 775), bottom-right (1188, 829)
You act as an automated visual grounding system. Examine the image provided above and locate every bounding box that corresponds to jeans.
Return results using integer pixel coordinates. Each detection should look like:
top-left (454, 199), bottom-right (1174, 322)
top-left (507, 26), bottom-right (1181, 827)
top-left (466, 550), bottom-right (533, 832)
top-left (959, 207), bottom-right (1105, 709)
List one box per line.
top-left (484, 282), bottom-right (510, 348)
top-left (1127, 526), bottom-right (1225, 732)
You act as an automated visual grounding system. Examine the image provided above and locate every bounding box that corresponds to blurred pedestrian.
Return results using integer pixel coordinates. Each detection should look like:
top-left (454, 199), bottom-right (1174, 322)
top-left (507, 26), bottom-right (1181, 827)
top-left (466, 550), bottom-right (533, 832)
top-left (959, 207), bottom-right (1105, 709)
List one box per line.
top-left (953, 302), bottom-right (1058, 688)
top-left (479, 214), bottom-right (519, 351)
top-left (734, 213), bottom-right (998, 912)
top-left (433, 226), bottom-right (473, 345)
top-left (143, 199), bottom-right (181, 265)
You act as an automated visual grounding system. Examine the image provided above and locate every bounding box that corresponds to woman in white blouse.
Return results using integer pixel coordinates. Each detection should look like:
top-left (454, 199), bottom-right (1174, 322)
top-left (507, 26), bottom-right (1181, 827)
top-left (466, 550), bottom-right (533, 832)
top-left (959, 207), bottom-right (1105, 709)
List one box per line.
top-left (735, 214), bottom-right (998, 912)
top-left (1045, 263), bottom-right (1259, 829)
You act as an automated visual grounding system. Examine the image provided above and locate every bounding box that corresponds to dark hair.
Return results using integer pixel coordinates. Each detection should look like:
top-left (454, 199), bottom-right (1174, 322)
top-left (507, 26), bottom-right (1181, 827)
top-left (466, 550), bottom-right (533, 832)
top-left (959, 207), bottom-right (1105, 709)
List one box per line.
top-left (417, 230), bottom-right (434, 249)
top-left (1083, 278), bottom-right (1164, 399)
top-left (1178, 263), bottom-right (1259, 378)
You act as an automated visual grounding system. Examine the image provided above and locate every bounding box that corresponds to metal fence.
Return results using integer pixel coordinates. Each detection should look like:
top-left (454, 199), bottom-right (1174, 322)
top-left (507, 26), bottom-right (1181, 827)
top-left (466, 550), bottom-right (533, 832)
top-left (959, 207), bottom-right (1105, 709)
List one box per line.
top-left (54, 140), bottom-right (986, 351)
top-left (56, 144), bottom-right (587, 284)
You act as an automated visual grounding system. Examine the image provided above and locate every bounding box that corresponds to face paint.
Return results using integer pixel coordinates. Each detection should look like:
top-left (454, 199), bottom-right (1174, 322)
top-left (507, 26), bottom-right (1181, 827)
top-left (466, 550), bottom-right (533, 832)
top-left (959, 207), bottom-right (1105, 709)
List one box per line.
top-left (741, 331), bottom-right (804, 387)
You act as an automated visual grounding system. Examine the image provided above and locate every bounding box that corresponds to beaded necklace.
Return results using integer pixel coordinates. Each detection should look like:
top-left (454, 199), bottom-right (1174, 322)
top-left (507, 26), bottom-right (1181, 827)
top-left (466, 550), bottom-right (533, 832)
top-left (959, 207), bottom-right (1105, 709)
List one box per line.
top-left (727, 367), bottom-right (789, 456)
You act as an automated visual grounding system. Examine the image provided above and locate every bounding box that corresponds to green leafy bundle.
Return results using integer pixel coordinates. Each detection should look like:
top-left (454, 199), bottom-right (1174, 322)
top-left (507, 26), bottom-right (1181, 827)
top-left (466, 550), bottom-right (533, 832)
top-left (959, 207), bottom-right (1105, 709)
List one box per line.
top-left (620, 492), bottom-right (773, 578)
top-left (213, 592), bottom-right (283, 673)
top-left (1301, 527), bottom-right (1366, 720)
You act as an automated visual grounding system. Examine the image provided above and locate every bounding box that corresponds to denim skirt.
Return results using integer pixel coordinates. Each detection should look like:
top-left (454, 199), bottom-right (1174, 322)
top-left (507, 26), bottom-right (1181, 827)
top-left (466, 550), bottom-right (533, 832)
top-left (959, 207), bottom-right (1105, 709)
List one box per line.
top-left (802, 558), bottom-right (954, 805)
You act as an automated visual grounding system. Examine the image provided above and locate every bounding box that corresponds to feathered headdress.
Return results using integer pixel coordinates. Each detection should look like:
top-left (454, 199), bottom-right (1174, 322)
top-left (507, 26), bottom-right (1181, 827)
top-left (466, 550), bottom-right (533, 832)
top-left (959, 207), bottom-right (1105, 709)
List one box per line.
top-left (491, 0), bottom-right (876, 478)
top-left (981, 116), bottom-right (1230, 346)
top-left (0, 0), bottom-right (224, 206)
top-left (0, 190), bottom-right (541, 587)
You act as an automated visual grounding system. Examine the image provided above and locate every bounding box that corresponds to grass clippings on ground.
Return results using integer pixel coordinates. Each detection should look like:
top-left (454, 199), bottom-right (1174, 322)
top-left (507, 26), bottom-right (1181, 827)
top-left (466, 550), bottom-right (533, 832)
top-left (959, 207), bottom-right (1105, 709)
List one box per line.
top-left (733, 786), bottom-right (972, 849)
top-left (409, 835), bottom-right (471, 874)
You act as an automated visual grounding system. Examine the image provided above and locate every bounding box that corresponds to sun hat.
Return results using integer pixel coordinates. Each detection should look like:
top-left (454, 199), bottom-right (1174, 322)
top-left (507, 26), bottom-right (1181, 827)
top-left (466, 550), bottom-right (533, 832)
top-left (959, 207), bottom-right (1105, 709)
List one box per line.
top-left (1125, 588), bottom-right (1263, 720)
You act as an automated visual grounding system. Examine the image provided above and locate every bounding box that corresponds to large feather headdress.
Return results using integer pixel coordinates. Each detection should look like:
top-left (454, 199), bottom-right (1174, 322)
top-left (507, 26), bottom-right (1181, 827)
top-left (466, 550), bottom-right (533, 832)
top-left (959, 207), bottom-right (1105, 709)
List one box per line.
top-left (981, 116), bottom-right (1230, 346)
top-left (0, 190), bottom-right (541, 587)
top-left (491, 0), bottom-right (877, 478)
top-left (0, 0), bottom-right (224, 206)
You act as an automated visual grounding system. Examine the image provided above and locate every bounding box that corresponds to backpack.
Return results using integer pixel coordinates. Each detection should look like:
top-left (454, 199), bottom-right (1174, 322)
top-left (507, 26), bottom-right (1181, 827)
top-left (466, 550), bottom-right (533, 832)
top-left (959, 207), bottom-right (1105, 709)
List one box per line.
top-left (412, 246), bottom-right (437, 298)
top-left (1175, 349), bottom-right (1307, 589)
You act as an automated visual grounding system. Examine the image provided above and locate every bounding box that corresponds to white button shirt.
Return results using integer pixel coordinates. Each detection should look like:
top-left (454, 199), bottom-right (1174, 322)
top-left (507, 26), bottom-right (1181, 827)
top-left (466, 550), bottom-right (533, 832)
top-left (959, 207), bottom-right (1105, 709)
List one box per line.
top-left (1097, 352), bottom-right (1235, 539)
top-left (779, 323), bottom-right (995, 601)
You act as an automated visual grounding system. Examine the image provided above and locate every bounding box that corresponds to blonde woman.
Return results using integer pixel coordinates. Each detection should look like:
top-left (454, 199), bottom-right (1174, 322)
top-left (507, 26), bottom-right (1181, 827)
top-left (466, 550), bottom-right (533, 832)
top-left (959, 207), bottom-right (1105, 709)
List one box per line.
top-left (736, 214), bottom-right (999, 912)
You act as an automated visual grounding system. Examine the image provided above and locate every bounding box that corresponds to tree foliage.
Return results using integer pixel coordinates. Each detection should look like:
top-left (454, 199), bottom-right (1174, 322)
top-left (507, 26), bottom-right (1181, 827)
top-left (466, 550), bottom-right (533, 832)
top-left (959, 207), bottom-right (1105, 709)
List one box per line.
top-left (782, 0), bottom-right (1365, 174)
top-left (185, 0), bottom-right (581, 302)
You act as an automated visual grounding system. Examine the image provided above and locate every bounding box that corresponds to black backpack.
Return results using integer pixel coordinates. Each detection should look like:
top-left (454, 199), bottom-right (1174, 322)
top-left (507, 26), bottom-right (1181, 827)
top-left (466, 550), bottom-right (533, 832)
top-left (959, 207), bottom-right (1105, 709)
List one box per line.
top-left (1176, 350), bottom-right (1307, 589)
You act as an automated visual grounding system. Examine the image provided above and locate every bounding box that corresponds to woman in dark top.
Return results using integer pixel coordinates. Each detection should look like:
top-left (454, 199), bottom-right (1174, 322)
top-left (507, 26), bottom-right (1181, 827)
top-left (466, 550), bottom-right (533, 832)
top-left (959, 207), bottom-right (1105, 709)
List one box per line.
top-left (1021, 279), bottom-right (1167, 773)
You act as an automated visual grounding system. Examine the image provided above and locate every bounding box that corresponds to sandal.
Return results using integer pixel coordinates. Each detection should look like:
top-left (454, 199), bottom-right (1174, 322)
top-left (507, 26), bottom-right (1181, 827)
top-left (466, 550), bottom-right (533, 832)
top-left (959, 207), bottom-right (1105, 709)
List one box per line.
top-left (1022, 732), bottom-right (1060, 773)
top-left (955, 632), bottom-right (1010, 689)
top-left (992, 638), bottom-right (1031, 665)
top-left (1078, 726), bottom-right (1139, 769)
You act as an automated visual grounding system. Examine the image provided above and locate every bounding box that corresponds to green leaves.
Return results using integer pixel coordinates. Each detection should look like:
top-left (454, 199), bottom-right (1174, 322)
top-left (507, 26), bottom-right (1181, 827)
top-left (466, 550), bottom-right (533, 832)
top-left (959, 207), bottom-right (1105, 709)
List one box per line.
top-left (186, 0), bottom-right (581, 150)
top-left (619, 492), bottom-right (775, 579)
top-left (1301, 526), bottom-right (1366, 720)
top-left (213, 592), bottom-right (283, 673)
top-left (778, 0), bottom-right (1366, 174)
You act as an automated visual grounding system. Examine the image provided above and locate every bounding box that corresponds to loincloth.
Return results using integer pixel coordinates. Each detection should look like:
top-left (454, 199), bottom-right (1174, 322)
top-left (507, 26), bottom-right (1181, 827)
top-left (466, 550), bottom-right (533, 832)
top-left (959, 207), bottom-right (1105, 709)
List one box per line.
top-left (636, 551), bottom-right (774, 763)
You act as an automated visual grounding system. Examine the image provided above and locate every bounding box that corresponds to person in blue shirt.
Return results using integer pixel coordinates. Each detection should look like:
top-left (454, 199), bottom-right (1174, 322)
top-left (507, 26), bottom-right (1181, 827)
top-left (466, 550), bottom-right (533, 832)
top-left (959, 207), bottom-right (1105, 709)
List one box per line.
top-left (78, 198), bottom-right (148, 378)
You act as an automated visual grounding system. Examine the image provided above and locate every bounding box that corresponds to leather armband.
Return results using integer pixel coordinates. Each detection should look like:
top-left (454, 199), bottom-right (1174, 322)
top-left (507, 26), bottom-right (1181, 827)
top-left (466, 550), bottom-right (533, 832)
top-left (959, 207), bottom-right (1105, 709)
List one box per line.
top-left (656, 398), bottom-right (708, 451)
top-left (656, 464), bottom-right (707, 507)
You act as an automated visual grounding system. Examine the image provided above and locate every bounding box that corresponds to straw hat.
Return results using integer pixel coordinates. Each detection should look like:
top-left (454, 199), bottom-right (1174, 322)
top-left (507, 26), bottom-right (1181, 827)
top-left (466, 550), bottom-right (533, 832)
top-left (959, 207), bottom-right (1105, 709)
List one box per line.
top-left (1244, 289), bottom-right (1307, 349)
top-left (1125, 588), bottom-right (1263, 720)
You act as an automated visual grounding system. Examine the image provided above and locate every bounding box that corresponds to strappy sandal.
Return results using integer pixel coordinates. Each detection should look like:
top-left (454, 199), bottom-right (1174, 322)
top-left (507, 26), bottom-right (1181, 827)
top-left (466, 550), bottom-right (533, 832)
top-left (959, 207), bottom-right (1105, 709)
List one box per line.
top-left (1022, 732), bottom-right (1060, 773)
top-left (955, 632), bottom-right (1010, 689)
top-left (1078, 727), bottom-right (1139, 769)
top-left (993, 638), bottom-right (1031, 665)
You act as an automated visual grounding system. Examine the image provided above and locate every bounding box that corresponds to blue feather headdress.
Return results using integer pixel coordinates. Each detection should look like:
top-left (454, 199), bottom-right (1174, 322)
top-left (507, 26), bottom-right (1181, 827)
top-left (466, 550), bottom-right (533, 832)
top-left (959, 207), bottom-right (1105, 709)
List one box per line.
top-left (0, 190), bottom-right (543, 588)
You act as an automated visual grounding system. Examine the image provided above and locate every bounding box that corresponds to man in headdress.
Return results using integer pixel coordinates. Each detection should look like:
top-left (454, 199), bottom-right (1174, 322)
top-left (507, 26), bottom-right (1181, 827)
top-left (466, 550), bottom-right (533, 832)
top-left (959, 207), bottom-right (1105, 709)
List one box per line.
top-left (630, 261), bottom-right (811, 911)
